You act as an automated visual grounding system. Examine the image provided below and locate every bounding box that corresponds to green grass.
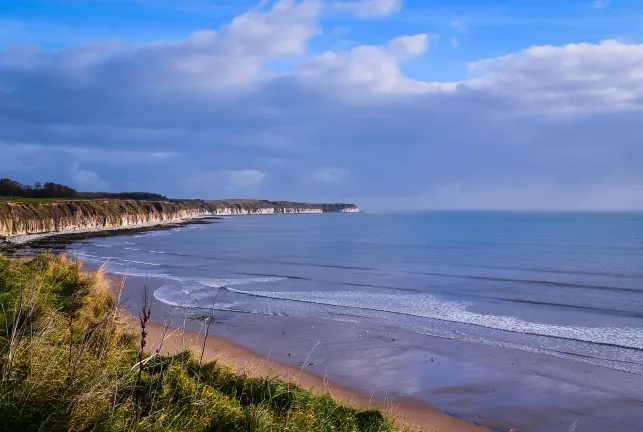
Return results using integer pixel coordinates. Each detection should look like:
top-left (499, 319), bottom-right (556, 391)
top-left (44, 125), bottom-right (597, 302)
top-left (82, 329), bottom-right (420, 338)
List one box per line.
top-left (0, 254), bottom-right (402, 432)
top-left (0, 197), bottom-right (86, 203)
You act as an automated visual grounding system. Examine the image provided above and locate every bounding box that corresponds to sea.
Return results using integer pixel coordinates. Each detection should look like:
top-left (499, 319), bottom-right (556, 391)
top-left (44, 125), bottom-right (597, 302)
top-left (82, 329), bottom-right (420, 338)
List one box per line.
top-left (66, 212), bottom-right (643, 431)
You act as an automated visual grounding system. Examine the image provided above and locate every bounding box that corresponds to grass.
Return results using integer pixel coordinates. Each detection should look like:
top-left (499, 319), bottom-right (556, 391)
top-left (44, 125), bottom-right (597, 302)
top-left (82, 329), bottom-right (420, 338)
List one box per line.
top-left (0, 254), bottom-right (401, 432)
top-left (0, 197), bottom-right (86, 203)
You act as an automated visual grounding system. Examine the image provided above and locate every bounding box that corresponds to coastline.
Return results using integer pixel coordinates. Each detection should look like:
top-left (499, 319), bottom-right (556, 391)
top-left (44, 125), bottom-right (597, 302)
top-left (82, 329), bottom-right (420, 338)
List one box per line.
top-left (110, 275), bottom-right (490, 432)
top-left (140, 315), bottom-right (490, 432)
top-left (1, 208), bottom-right (358, 251)
top-left (2, 215), bottom-right (221, 246)
top-left (0, 199), bottom-right (359, 246)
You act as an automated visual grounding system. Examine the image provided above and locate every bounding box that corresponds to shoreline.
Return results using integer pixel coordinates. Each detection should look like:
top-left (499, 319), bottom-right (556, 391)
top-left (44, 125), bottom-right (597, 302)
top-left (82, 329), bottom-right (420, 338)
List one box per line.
top-left (1, 210), bottom-right (359, 252)
top-left (141, 316), bottom-right (490, 432)
top-left (110, 275), bottom-right (489, 432)
top-left (2, 215), bottom-right (222, 246)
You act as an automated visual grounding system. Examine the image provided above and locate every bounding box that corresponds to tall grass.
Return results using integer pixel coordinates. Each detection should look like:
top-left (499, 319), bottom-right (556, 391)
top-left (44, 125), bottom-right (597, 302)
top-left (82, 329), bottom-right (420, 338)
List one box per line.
top-left (0, 254), bottom-right (401, 432)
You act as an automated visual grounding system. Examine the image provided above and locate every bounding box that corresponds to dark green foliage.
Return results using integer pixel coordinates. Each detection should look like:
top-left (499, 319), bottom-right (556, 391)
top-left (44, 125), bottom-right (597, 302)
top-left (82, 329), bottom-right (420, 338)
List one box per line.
top-left (0, 178), bottom-right (77, 199)
top-left (0, 177), bottom-right (168, 202)
top-left (77, 192), bottom-right (169, 201)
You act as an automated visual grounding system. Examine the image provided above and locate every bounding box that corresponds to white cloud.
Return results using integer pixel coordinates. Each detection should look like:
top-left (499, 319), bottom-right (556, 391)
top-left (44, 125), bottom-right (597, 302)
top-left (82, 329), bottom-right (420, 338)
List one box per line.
top-left (313, 167), bottom-right (351, 184)
top-left (387, 34), bottom-right (430, 59)
top-left (0, 0), bottom-right (323, 93)
top-left (467, 40), bottom-right (643, 113)
top-left (331, 0), bottom-right (402, 18)
top-left (451, 37), bottom-right (459, 49)
top-left (298, 34), bottom-right (430, 93)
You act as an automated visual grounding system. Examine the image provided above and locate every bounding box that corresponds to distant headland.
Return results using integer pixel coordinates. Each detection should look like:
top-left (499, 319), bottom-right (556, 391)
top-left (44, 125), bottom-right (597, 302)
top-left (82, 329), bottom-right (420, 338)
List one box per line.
top-left (0, 178), bottom-right (359, 242)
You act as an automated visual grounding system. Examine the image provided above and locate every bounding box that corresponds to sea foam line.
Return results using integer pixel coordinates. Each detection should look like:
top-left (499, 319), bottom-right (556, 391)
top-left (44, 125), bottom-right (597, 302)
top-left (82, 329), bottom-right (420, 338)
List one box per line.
top-left (222, 288), bottom-right (643, 351)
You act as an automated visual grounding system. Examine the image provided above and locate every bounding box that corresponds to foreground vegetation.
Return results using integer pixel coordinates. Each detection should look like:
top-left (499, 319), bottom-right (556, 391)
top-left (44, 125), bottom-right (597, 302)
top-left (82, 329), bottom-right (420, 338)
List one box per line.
top-left (0, 254), bottom-right (399, 431)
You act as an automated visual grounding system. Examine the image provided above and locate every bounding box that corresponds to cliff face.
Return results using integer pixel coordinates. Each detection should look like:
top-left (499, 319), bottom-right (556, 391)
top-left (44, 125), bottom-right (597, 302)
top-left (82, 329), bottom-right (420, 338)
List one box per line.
top-left (0, 200), bottom-right (213, 237)
top-left (0, 199), bottom-right (359, 238)
top-left (205, 200), bottom-right (359, 215)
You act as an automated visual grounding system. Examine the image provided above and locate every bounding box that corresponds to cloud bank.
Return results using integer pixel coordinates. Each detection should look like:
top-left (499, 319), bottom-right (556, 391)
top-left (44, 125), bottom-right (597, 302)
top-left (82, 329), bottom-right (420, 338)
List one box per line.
top-left (1, 0), bottom-right (641, 209)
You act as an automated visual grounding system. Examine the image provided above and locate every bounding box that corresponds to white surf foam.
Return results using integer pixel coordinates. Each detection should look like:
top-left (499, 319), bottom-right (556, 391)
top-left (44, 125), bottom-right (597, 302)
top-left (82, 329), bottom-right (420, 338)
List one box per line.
top-left (69, 251), bottom-right (160, 266)
top-left (223, 289), bottom-right (643, 351)
top-left (153, 278), bottom-right (287, 309)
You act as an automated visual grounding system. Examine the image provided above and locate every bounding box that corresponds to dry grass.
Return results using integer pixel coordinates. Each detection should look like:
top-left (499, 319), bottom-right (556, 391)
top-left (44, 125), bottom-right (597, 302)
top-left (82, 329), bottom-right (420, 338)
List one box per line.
top-left (0, 254), bottom-right (400, 432)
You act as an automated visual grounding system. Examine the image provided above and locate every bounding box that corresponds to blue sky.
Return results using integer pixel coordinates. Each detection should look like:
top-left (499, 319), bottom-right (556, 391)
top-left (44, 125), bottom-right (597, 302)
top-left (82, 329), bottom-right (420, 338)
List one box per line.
top-left (1, 0), bottom-right (642, 209)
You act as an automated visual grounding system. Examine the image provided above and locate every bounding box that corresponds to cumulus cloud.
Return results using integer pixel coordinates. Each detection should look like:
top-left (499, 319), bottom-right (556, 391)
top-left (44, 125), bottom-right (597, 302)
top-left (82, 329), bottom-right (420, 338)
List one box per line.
top-left (298, 34), bottom-right (430, 93)
top-left (468, 40), bottom-right (643, 112)
top-left (0, 0), bottom-right (641, 209)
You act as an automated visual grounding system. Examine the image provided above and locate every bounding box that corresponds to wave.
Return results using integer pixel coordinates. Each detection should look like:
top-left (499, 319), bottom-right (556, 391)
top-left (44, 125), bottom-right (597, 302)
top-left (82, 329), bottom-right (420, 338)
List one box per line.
top-left (463, 262), bottom-right (643, 280)
top-left (222, 288), bottom-right (643, 352)
top-left (69, 251), bottom-right (287, 290)
top-left (153, 277), bottom-right (287, 306)
top-left (151, 284), bottom-right (643, 374)
top-left (236, 272), bottom-right (421, 293)
top-left (402, 270), bottom-right (643, 294)
top-left (405, 327), bottom-right (643, 375)
top-left (95, 247), bottom-right (642, 294)
top-left (488, 297), bottom-right (643, 319)
top-left (69, 251), bottom-right (160, 266)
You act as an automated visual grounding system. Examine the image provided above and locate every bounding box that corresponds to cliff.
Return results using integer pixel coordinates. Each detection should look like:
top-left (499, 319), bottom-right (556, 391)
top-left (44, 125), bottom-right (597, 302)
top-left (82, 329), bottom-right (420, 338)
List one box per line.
top-left (0, 199), bottom-right (359, 238)
top-left (0, 200), bottom-right (213, 238)
top-left (205, 200), bottom-right (359, 215)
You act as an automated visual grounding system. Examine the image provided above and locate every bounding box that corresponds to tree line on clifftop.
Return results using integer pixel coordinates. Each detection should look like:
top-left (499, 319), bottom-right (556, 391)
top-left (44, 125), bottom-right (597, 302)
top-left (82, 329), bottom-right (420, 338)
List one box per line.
top-left (0, 178), bottom-right (168, 201)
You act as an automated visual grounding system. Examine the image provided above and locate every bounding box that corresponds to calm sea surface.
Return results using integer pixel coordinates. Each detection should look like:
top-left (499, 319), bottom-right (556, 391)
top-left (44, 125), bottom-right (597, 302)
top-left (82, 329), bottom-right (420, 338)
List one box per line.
top-left (68, 212), bottom-right (643, 429)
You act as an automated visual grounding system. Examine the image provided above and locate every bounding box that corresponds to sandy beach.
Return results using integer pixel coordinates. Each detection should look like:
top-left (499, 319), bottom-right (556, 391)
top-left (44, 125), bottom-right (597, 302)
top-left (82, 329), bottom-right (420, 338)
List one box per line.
top-left (111, 275), bottom-right (490, 432)
top-left (139, 318), bottom-right (490, 432)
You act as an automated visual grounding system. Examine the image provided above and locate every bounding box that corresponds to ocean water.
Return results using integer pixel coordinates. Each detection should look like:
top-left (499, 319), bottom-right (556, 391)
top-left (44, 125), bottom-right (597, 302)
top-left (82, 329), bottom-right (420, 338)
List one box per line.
top-left (68, 212), bottom-right (643, 377)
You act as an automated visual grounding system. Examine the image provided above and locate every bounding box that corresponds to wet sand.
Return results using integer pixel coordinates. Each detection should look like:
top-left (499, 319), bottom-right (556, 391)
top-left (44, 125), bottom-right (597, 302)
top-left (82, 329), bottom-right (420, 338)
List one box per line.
top-left (110, 272), bottom-right (643, 432)
top-left (139, 321), bottom-right (489, 432)
top-left (111, 275), bottom-right (490, 432)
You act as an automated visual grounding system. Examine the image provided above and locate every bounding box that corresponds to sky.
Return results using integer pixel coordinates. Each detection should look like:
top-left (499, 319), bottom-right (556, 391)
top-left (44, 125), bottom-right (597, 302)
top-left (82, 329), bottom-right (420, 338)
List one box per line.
top-left (1, 0), bottom-right (642, 210)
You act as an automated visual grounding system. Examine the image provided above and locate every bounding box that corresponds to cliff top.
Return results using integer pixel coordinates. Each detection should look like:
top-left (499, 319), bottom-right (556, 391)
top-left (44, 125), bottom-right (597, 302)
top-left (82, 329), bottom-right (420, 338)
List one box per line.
top-left (207, 199), bottom-right (357, 206)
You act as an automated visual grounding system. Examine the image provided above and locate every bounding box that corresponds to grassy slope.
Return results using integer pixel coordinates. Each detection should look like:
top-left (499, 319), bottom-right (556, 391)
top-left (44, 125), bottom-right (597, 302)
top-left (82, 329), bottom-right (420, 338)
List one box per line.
top-left (0, 197), bottom-right (86, 203)
top-left (0, 254), bottom-right (401, 432)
